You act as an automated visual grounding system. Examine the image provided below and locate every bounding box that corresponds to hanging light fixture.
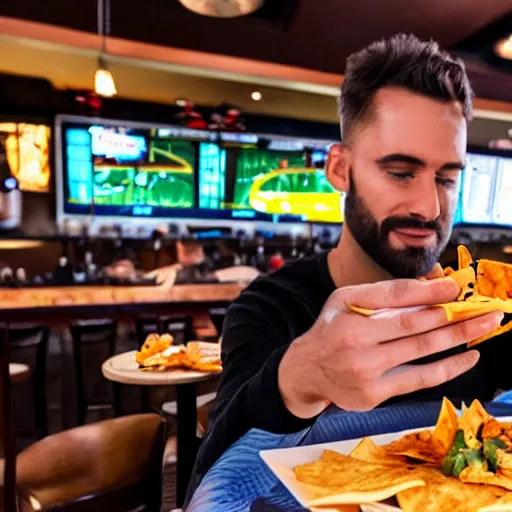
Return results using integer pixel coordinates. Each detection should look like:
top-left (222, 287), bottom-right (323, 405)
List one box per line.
top-left (494, 34), bottom-right (512, 61)
top-left (94, 0), bottom-right (117, 97)
top-left (95, 57), bottom-right (117, 97)
top-left (177, 0), bottom-right (264, 18)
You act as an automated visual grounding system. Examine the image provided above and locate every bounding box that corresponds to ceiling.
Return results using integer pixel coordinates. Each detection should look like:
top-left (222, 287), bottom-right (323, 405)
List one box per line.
top-left (1, 0), bottom-right (511, 102)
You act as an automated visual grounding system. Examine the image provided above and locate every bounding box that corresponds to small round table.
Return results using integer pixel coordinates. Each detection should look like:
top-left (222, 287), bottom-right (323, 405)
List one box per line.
top-left (102, 350), bottom-right (219, 507)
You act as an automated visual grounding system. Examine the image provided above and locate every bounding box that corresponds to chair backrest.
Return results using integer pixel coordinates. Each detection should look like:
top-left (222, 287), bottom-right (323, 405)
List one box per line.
top-left (15, 413), bottom-right (167, 512)
top-left (8, 324), bottom-right (49, 375)
top-left (159, 316), bottom-right (194, 346)
top-left (70, 320), bottom-right (117, 413)
top-left (8, 324), bottom-right (50, 440)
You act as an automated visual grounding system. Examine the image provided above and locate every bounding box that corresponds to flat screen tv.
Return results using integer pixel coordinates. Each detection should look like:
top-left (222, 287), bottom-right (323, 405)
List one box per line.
top-left (55, 115), bottom-right (342, 225)
top-left (460, 146), bottom-right (512, 227)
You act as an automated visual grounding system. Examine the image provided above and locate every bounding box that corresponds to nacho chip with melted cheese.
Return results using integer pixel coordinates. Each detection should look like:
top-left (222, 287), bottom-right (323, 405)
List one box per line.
top-left (384, 430), bottom-right (444, 464)
top-left (458, 399), bottom-right (492, 449)
top-left (348, 245), bottom-right (512, 347)
top-left (136, 334), bottom-right (222, 373)
top-left (459, 465), bottom-right (512, 492)
top-left (135, 332), bottom-right (173, 366)
top-left (290, 398), bottom-right (512, 511)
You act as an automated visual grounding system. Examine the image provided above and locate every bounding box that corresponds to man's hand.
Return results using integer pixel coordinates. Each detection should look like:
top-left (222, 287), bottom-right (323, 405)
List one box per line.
top-left (278, 277), bottom-right (504, 419)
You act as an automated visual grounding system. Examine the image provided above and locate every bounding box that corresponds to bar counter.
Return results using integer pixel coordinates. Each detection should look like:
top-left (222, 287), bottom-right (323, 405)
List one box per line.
top-left (0, 281), bottom-right (245, 311)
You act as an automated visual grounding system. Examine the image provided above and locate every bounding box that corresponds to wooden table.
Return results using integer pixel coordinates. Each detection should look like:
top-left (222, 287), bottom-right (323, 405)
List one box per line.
top-left (102, 350), bottom-right (218, 506)
top-left (0, 281), bottom-right (245, 512)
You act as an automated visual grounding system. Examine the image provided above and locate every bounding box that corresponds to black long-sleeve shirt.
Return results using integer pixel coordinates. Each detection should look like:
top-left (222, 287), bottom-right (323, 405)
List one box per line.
top-left (187, 251), bottom-right (512, 497)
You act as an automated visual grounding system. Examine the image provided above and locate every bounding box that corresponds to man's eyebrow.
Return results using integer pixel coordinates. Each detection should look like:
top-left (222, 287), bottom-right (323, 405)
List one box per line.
top-left (375, 154), bottom-right (425, 166)
top-left (376, 153), bottom-right (465, 171)
top-left (439, 161), bottom-right (466, 171)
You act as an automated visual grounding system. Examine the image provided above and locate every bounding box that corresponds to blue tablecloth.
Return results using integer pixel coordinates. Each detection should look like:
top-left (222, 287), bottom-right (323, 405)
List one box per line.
top-left (186, 399), bottom-right (512, 512)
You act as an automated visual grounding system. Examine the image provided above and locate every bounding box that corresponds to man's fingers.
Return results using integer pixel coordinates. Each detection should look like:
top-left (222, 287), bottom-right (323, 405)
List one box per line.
top-left (341, 299), bottom-right (502, 347)
top-left (379, 350), bottom-right (480, 400)
top-left (379, 311), bottom-right (504, 365)
top-left (334, 277), bottom-right (460, 312)
top-left (346, 305), bottom-right (449, 346)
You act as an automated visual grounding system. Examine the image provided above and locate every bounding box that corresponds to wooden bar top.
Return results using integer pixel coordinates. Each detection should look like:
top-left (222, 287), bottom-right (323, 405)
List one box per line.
top-left (0, 282), bottom-right (246, 311)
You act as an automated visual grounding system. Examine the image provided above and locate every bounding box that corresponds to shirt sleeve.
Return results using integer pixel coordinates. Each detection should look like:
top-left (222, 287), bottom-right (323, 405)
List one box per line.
top-left (193, 293), bottom-right (318, 481)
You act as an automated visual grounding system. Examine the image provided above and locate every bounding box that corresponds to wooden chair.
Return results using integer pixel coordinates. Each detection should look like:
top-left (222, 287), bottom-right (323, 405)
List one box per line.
top-left (7, 324), bottom-right (50, 439)
top-left (70, 320), bottom-right (121, 425)
top-left (135, 315), bottom-right (194, 346)
top-left (1, 413), bottom-right (167, 512)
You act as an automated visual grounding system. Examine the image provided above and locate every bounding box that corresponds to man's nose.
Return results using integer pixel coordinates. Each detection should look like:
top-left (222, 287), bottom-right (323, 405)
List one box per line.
top-left (408, 178), bottom-right (441, 221)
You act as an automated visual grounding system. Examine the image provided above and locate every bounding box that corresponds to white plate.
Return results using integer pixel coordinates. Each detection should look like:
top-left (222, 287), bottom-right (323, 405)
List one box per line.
top-left (260, 416), bottom-right (512, 512)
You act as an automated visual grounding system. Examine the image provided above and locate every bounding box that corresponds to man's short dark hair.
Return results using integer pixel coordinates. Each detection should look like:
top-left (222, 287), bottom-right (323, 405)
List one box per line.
top-left (339, 33), bottom-right (474, 143)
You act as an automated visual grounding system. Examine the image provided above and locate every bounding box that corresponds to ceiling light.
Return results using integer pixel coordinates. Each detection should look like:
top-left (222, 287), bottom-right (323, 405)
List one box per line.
top-left (177, 0), bottom-right (264, 18)
top-left (251, 91), bottom-right (262, 101)
top-left (176, 98), bottom-right (189, 107)
top-left (94, 0), bottom-right (117, 97)
top-left (94, 57), bottom-right (117, 97)
top-left (495, 34), bottom-right (512, 60)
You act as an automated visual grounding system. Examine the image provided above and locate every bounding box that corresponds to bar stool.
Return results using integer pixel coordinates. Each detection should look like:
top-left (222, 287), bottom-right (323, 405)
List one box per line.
top-left (160, 316), bottom-right (194, 346)
top-left (134, 314), bottom-right (160, 347)
top-left (134, 315), bottom-right (194, 345)
top-left (7, 324), bottom-right (50, 439)
top-left (70, 319), bottom-right (121, 425)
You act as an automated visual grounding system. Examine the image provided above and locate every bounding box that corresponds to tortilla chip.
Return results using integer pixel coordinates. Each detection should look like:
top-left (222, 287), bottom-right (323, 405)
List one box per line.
top-left (294, 449), bottom-right (426, 507)
top-left (347, 304), bottom-right (378, 316)
top-left (183, 341), bottom-right (222, 372)
top-left (459, 465), bottom-right (512, 491)
top-left (141, 345), bottom-right (187, 368)
top-left (458, 245), bottom-right (474, 269)
top-left (481, 420), bottom-right (512, 441)
top-left (397, 471), bottom-right (506, 512)
top-left (350, 438), bottom-right (410, 466)
top-left (448, 266), bottom-right (477, 301)
top-left (135, 333), bottom-right (173, 365)
top-left (469, 320), bottom-right (512, 348)
top-left (436, 298), bottom-right (512, 321)
top-left (458, 399), bottom-right (491, 449)
top-left (348, 246), bottom-right (512, 348)
top-left (477, 260), bottom-right (512, 301)
top-left (432, 397), bottom-right (459, 457)
top-left (383, 430), bottom-right (444, 464)
top-left (480, 495), bottom-right (512, 512)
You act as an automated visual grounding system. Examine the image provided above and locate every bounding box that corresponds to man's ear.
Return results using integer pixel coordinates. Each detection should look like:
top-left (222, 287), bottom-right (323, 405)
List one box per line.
top-left (326, 143), bottom-right (350, 193)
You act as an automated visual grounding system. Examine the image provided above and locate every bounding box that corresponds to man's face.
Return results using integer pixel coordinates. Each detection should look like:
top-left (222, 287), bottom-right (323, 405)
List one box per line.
top-left (329, 87), bottom-right (467, 278)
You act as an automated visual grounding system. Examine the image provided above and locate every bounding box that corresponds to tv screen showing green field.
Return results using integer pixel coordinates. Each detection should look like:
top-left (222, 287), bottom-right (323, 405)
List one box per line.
top-left (61, 119), bottom-right (343, 223)
top-left (93, 138), bottom-right (195, 208)
top-left (64, 125), bottom-right (195, 216)
top-left (233, 148), bottom-right (343, 223)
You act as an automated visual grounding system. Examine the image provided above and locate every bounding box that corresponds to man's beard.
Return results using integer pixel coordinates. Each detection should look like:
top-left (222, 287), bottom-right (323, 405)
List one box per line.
top-left (343, 175), bottom-right (450, 278)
